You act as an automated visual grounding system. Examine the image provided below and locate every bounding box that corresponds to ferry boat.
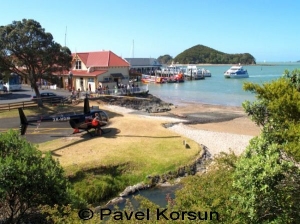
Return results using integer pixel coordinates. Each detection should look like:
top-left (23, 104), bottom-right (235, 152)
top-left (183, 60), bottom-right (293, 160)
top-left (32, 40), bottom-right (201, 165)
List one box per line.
top-left (224, 65), bottom-right (249, 78)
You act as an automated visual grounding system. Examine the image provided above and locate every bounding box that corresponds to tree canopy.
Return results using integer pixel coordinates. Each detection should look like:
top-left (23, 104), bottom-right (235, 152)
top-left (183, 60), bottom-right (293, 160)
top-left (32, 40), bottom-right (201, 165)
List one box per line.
top-left (243, 70), bottom-right (300, 161)
top-left (0, 19), bottom-right (72, 106)
top-left (174, 45), bottom-right (256, 64)
top-left (157, 54), bottom-right (173, 65)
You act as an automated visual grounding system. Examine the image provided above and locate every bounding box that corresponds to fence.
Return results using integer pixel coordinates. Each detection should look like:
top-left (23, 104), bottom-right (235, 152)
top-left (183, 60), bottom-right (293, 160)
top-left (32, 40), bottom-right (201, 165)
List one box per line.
top-left (0, 97), bottom-right (68, 111)
top-left (0, 101), bottom-right (38, 111)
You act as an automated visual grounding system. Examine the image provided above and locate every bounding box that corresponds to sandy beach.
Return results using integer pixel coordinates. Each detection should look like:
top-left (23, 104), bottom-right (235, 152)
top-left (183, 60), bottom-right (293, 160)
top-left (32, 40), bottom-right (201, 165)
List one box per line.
top-left (104, 102), bottom-right (261, 157)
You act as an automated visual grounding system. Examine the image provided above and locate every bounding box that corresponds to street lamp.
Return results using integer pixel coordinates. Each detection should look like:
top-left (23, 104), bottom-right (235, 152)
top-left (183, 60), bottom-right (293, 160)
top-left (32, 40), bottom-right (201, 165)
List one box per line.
top-left (69, 71), bottom-right (73, 92)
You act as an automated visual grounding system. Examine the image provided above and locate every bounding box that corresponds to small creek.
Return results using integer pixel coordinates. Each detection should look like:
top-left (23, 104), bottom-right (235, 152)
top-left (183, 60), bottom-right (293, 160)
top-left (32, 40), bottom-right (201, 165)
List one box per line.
top-left (107, 184), bottom-right (183, 210)
top-left (100, 146), bottom-right (211, 211)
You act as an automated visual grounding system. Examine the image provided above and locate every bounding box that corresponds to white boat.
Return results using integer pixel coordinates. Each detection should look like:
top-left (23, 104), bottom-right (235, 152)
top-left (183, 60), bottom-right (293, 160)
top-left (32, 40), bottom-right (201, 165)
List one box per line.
top-left (157, 64), bottom-right (184, 76)
top-left (185, 65), bottom-right (205, 80)
top-left (224, 65), bottom-right (248, 78)
top-left (199, 68), bottom-right (212, 77)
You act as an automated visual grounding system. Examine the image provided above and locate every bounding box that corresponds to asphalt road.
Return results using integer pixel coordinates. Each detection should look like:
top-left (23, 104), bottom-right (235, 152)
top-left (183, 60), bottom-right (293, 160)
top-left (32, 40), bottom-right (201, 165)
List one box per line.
top-left (0, 85), bottom-right (72, 104)
top-left (0, 116), bottom-right (80, 143)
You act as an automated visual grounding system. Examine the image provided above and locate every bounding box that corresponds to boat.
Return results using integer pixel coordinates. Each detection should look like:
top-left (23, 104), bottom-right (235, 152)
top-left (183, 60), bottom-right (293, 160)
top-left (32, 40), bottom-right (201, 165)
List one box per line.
top-left (141, 74), bottom-right (152, 83)
top-left (155, 77), bottom-right (167, 84)
top-left (185, 65), bottom-right (205, 80)
top-left (167, 73), bottom-right (184, 83)
top-left (199, 68), bottom-right (212, 77)
top-left (224, 65), bottom-right (249, 78)
top-left (156, 63), bottom-right (184, 76)
top-left (141, 74), bottom-right (166, 84)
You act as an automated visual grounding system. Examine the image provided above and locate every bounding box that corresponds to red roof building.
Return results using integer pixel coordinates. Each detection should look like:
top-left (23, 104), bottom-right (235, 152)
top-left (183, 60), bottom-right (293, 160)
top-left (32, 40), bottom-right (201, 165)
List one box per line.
top-left (62, 50), bottom-right (130, 92)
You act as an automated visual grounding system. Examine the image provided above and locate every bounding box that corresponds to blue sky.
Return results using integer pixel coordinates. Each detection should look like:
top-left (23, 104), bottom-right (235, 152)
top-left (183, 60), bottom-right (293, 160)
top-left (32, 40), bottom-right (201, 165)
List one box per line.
top-left (1, 0), bottom-right (299, 62)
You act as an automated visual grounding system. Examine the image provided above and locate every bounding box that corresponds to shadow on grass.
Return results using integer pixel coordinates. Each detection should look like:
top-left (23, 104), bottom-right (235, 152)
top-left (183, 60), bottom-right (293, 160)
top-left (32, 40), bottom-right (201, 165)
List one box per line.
top-left (68, 163), bottom-right (129, 182)
top-left (49, 127), bottom-right (181, 157)
top-left (49, 127), bottom-right (120, 156)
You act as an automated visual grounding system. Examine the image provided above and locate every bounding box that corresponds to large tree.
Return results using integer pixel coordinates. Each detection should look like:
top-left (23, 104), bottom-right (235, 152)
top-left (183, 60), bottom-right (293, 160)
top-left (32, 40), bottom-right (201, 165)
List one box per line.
top-left (0, 19), bottom-right (72, 106)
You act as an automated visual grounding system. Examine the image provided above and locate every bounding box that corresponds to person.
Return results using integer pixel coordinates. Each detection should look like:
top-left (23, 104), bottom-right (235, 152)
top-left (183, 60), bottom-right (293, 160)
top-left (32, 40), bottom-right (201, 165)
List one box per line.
top-left (92, 113), bottom-right (101, 136)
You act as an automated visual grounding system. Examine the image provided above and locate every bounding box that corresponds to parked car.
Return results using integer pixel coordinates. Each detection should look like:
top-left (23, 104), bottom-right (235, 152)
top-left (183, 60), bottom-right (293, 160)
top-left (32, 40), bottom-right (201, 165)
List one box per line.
top-left (31, 92), bottom-right (66, 103)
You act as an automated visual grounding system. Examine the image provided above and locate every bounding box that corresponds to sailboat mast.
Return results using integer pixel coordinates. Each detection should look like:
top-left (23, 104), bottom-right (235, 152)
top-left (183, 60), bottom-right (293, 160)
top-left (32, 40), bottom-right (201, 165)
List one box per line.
top-left (65, 26), bottom-right (67, 47)
top-left (132, 39), bottom-right (134, 58)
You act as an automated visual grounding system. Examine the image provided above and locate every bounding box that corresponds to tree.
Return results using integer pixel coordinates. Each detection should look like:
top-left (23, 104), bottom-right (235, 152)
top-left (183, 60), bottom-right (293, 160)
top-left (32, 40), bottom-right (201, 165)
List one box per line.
top-left (172, 152), bottom-right (239, 223)
top-left (0, 130), bottom-right (72, 223)
top-left (243, 75), bottom-right (300, 161)
top-left (157, 54), bottom-right (173, 65)
top-left (173, 45), bottom-right (256, 64)
top-left (233, 71), bottom-right (300, 223)
top-left (0, 19), bottom-right (72, 106)
top-left (233, 136), bottom-right (300, 223)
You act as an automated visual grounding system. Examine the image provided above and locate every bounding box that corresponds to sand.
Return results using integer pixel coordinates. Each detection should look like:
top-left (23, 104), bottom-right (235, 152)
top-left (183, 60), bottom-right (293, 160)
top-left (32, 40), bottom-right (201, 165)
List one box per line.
top-left (103, 102), bottom-right (261, 157)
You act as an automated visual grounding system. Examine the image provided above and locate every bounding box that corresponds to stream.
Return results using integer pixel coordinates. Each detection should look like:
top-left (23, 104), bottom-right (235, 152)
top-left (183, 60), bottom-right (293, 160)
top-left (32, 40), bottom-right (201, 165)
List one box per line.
top-left (107, 184), bottom-right (183, 210)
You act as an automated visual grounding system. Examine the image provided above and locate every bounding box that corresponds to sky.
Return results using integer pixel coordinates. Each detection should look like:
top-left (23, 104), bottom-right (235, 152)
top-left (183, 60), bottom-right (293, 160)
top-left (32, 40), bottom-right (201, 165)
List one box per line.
top-left (1, 0), bottom-right (300, 62)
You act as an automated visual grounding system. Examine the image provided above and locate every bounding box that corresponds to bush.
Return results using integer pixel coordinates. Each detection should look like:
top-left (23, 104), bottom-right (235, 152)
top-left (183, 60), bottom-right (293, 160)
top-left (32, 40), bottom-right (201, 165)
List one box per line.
top-left (0, 130), bottom-right (73, 223)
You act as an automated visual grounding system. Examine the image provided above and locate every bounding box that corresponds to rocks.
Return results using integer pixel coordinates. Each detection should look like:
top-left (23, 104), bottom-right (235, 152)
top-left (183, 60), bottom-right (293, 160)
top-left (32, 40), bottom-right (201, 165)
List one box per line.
top-left (145, 147), bottom-right (211, 185)
top-left (96, 94), bottom-right (172, 113)
top-left (119, 183), bottom-right (148, 197)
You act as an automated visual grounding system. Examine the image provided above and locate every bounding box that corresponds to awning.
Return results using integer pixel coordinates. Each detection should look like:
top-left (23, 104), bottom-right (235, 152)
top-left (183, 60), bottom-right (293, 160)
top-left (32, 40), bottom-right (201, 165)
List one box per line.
top-left (110, 73), bottom-right (124, 78)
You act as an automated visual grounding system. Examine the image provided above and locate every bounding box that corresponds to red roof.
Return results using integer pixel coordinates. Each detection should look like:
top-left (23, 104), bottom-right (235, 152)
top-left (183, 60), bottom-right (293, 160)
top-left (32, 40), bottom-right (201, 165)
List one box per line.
top-left (73, 51), bottom-right (129, 67)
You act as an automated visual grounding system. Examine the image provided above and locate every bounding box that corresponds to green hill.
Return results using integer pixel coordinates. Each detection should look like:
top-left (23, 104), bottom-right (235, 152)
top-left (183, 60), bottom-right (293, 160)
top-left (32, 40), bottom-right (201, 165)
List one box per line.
top-left (158, 45), bottom-right (256, 65)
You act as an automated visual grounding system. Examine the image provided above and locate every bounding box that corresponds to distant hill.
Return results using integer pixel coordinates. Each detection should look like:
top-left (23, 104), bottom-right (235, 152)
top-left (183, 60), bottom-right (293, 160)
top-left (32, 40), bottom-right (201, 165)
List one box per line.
top-left (158, 45), bottom-right (256, 65)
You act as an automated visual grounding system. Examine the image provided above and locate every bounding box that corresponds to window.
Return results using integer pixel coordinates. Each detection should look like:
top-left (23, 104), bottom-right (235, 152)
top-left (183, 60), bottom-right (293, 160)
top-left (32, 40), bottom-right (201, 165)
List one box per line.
top-left (88, 78), bottom-right (94, 82)
top-left (76, 60), bottom-right (82, 69)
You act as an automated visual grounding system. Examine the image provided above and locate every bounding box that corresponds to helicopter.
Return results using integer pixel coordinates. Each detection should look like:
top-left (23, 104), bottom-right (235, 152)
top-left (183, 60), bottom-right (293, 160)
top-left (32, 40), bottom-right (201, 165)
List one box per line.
top-left (18, 97), bottom-right (109, 137)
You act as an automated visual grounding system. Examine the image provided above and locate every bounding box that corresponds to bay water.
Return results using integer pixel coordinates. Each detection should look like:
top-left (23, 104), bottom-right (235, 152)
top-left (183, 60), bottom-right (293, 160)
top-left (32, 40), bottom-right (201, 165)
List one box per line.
top-left (141, 63), bottom-right (300, 107)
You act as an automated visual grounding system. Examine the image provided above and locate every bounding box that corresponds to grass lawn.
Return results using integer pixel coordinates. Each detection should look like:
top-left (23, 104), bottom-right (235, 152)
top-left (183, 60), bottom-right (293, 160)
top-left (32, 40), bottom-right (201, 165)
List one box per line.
top-left (38, 108), bottom-right (201, 179)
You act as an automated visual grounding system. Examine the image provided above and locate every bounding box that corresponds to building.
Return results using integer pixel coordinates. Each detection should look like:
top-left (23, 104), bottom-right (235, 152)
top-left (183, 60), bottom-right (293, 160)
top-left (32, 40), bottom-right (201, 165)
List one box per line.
top-left (62, 51), bottom-right (130, 92)
top-left (125, 58), bottom-right (162, 78)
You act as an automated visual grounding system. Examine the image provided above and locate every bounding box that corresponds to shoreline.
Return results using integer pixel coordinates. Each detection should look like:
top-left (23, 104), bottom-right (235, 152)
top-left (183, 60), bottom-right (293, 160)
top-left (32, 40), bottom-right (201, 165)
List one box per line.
top-left (103, 100), bottom-right (261, 157)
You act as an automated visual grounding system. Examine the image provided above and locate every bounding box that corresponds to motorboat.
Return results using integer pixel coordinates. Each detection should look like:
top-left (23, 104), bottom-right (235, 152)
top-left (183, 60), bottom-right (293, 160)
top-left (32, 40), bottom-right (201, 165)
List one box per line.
top-left (185, 65), bottom-right (205, 80)
top-left (224, 65), bottom-right (249, 78)
top-left (199, 68), bottom-right (212, 77)
top-left (156, 65), bottom-right (184, 76)
top-left (167, 73), bottom-right (185, 83)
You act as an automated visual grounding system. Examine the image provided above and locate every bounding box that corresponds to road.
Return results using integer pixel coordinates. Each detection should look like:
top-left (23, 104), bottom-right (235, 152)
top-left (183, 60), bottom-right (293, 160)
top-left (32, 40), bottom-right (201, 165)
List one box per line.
top-left (0, 116), bottom-right (80, 143)
top-left (0, 85), bottom-right (72, 104)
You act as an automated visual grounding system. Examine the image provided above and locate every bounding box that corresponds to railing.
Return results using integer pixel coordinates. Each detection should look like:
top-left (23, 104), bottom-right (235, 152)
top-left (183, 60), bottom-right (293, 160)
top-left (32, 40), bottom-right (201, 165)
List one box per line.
top-left (0, 101), bottom-right (38, 111)
top-left (0, 98), bottom-right (67, 111)
top-left (92, 85), bottom-right (149, 97)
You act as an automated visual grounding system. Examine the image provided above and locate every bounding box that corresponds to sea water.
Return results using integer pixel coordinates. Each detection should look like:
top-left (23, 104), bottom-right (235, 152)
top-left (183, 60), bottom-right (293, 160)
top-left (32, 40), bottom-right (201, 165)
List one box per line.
top-left (141, 63), bottom-right (300, 107)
